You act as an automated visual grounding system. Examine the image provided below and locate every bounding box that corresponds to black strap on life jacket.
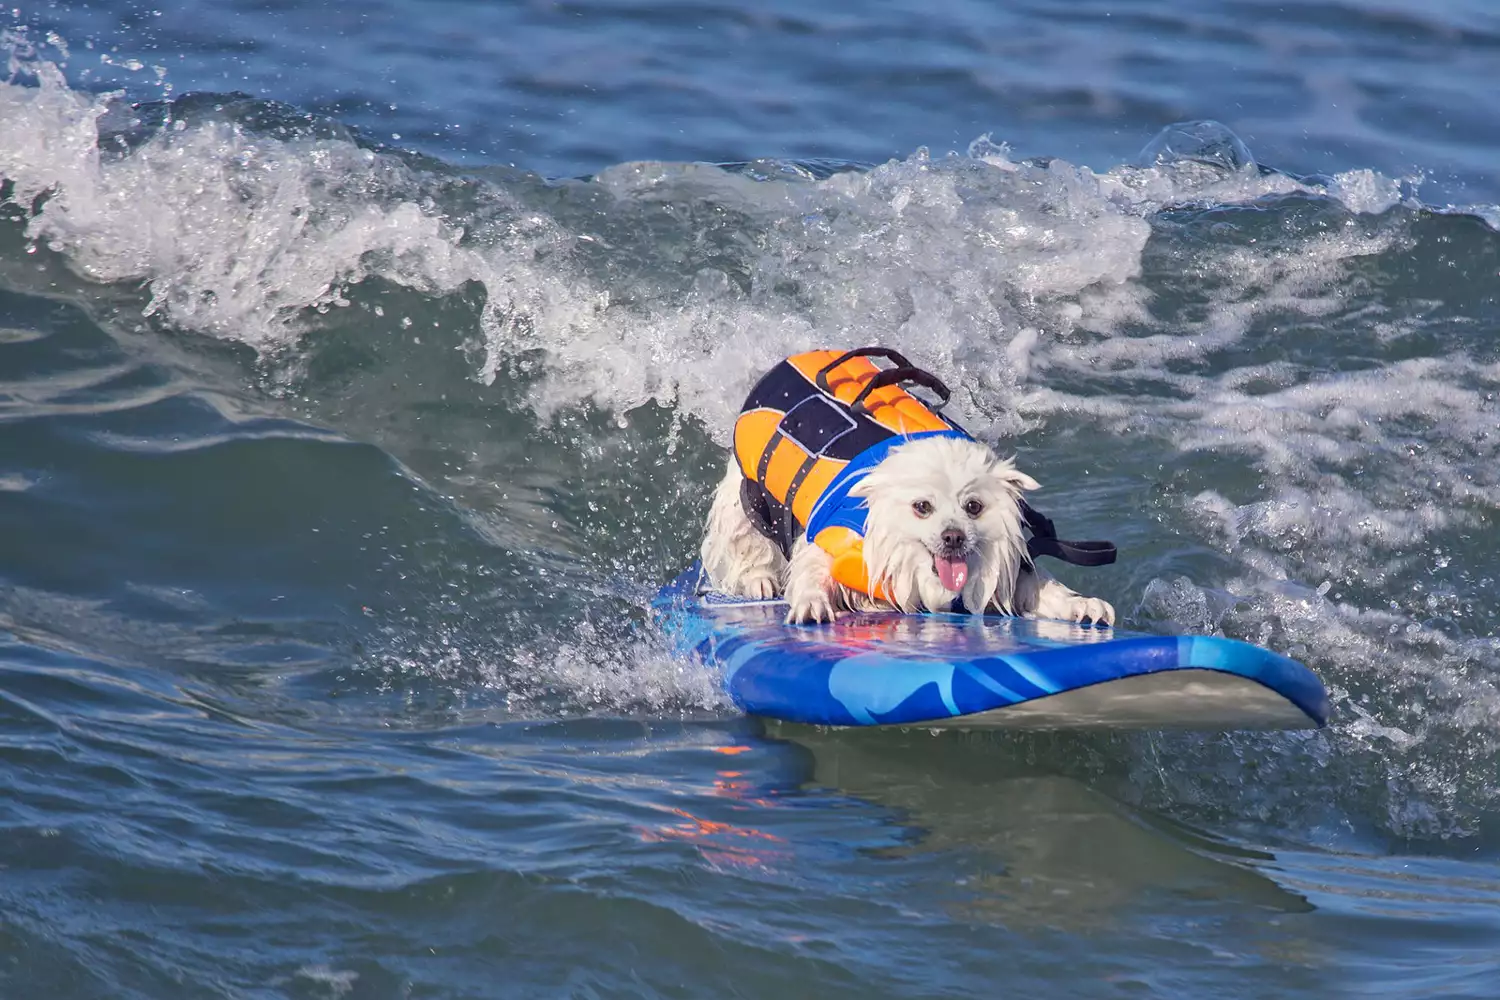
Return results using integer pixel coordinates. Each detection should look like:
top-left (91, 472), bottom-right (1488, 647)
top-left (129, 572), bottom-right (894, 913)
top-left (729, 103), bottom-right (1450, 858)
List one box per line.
top-left (741, 476), bottom-right (800, 560)
top-left (1019, 498), bottom-right (1117, 568)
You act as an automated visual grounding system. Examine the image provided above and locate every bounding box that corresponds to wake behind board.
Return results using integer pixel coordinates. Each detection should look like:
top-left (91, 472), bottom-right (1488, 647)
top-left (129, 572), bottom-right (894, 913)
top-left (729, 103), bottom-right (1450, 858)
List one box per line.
top-left (653, 564), bottom-right (1329, 730)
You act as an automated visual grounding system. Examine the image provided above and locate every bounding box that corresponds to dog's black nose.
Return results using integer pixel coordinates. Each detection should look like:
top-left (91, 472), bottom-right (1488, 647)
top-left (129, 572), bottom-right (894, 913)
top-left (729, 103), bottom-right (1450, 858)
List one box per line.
top-left (940, 528), bottom-right (966, 552)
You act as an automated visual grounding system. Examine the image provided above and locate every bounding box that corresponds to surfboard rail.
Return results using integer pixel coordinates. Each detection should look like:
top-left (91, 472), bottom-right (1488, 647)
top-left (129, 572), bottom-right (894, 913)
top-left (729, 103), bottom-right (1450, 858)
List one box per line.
top-left (653, 564), bottom-right (1330, 730)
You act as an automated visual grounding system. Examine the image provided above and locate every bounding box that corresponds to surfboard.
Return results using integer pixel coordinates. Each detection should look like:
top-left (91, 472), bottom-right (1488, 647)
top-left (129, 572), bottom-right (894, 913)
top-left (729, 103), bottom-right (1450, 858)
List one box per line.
top-left (653, 563), bottom-right (1329, 730)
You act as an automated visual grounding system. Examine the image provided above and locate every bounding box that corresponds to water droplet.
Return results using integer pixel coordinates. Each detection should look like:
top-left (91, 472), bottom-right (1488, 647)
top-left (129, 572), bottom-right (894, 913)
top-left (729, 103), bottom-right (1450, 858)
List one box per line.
top-left (1136, 120), bottom-right (1256, 173)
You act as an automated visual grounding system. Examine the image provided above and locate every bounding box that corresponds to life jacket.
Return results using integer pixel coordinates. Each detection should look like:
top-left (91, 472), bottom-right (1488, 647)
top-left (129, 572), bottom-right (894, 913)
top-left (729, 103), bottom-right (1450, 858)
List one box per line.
top-left (734, 347), bottom-right (1116, 602)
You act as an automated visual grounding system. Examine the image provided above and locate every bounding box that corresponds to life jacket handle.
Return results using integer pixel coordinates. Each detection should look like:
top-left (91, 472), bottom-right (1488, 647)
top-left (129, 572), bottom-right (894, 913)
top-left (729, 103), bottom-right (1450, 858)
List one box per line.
top-left (813, 347), bottom-right (915, 391)
top-left (813, 347), bottom-right (953, 414)
top-left (849, 366), bottom-right (952, 415)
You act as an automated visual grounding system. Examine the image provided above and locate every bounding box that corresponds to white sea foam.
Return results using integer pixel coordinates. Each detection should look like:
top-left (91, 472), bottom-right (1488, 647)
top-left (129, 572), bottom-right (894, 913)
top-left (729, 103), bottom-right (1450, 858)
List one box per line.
top-left (0, 42), bottom-right (1436, 439)
top-left (291, 965), bottom-right (359, 999)
top-left (372, 616), bottom-right (733, 718)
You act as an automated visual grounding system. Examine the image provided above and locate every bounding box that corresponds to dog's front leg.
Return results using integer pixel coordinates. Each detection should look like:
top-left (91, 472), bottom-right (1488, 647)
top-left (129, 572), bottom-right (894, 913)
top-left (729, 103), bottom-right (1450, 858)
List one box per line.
top-left (1014, 565), bottom-right (1115, 626)
top-left (700, 460), bottom-right (786, 599)
top-left (784, 538), bottom-right (841, 624)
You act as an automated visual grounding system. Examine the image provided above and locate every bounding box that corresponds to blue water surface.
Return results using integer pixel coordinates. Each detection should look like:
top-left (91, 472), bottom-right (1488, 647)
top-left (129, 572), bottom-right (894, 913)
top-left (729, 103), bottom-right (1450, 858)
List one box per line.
top-left (2, 1), bottom-right (1499, 997)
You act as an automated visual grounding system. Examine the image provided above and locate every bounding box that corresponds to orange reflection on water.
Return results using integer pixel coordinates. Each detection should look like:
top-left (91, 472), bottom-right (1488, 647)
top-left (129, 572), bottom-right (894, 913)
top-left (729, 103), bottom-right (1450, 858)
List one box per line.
top-left (639, 803), bottom-right (790, 870)
top-left (712, 770), bottom-right (778, 809)
top-left (636, 747), bottom-right (790, 870)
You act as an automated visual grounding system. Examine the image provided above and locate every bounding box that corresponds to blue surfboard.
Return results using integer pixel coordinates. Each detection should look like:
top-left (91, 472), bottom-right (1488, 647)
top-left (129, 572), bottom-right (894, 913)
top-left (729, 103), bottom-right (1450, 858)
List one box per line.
top-left (653, 564), bottom-right (1329, 730)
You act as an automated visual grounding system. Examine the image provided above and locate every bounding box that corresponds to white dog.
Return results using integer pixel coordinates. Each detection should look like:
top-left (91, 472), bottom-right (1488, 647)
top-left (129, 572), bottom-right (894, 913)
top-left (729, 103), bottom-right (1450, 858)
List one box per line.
top-left (702, 434), bottom-right (1116, 626)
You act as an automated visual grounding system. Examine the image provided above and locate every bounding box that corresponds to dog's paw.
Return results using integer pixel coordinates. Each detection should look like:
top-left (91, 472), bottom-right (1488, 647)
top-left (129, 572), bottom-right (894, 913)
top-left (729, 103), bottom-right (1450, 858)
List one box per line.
top-left (785, 591), bottom-right (838, 625)
top-left (1063, 595), bottom-right (1115, 627)
top-left (728, 573), bottom-right (779, 600)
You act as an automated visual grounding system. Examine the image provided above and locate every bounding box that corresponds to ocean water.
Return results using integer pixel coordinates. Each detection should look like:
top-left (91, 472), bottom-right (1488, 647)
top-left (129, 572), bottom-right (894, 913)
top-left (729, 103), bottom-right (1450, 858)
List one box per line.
top-left (2, 0), bottom-right (1499, 996)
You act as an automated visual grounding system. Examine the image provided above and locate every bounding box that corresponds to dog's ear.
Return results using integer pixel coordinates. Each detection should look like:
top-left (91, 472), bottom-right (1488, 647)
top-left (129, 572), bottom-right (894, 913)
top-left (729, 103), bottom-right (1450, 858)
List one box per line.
top-left (992, 462), bottom-right (1040, 493)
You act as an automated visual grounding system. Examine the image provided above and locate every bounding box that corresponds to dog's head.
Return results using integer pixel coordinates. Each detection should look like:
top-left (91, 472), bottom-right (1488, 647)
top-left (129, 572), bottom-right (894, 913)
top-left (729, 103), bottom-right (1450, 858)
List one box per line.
top-left (851, 436), bottom-right (1036, 614)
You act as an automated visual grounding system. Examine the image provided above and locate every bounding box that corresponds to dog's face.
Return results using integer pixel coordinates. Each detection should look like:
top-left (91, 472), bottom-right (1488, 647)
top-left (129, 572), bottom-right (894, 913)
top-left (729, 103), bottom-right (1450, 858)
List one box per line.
top-left (850, 436), bottom-right (1037, 614)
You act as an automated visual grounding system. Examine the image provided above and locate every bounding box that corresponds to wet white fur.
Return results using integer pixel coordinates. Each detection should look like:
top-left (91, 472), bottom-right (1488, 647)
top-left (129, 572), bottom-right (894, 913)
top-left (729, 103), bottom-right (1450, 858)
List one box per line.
top-left (700, 436), bottom-right (1114, 626)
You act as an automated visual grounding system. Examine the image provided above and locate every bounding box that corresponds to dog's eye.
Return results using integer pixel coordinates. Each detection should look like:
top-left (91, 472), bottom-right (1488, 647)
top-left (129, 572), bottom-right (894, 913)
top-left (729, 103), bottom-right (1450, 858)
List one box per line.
top-left (964, 498), bottom-right (985, 518)
top-left (911, 500), bottom-right (934, 518)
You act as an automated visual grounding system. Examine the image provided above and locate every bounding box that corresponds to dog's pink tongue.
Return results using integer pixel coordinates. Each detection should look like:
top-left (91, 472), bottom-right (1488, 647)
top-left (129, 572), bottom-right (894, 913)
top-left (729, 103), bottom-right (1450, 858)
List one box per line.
top-left (935, 555), bottom-right (968, 592)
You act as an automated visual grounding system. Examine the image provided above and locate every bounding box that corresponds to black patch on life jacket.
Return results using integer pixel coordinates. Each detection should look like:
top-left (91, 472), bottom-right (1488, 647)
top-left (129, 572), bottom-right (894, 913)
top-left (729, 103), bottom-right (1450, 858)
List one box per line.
top-left (779, 395), bottom-right (857, 455)
top-left (741, 359), bottom-right (908, 465)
